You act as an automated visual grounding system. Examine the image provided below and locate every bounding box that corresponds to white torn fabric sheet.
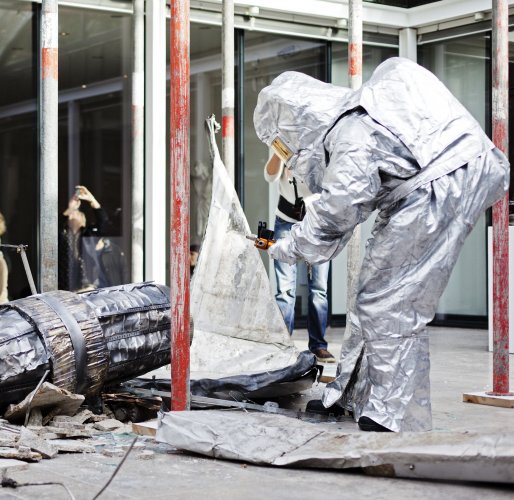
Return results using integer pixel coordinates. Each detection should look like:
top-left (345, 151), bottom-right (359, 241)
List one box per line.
top-left (189, 117), bottom-right (301, 380)
top-left (157, 410), bottom-right (514, 484)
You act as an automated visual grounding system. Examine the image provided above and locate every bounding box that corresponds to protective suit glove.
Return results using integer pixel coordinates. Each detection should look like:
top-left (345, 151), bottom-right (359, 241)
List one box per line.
top-left (268, 235), bottom-right (297, 265)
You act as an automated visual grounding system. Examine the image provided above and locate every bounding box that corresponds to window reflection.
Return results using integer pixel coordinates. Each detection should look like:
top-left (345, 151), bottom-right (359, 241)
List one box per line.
top-left (0, 0), bottom-right (37, 300)
top-left (57, 7), bottom-right (133, 291)
top-left (243, 32), bottom-right (327, 320)
top-left (419, 36), bottom-right (490, 317)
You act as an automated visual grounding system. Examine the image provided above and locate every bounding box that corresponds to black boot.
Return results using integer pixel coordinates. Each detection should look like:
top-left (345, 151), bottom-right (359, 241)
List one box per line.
top-left (358, 416), bottom-right (392, 432)
top-left (305, 399), bottom-right (352, 417)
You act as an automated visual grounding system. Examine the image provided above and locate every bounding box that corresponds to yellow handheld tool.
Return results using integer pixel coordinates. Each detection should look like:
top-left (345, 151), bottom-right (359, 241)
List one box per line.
top-left (246, 221), bottom-right (275, 250)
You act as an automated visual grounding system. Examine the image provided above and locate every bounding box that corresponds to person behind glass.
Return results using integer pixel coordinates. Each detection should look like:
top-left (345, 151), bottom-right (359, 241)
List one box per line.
top-left (265, 153), bottom-right (336, 363)
top-left (59, 185), bottom-right (108, 292)
top-left (0, 212), bottom-right (8, 304)
top-left (190, 243), bottom-right (200, 276)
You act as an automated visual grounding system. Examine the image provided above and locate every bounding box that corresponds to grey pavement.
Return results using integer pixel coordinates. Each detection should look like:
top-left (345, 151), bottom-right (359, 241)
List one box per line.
top-left (3, 326), bottom-right (514, 500)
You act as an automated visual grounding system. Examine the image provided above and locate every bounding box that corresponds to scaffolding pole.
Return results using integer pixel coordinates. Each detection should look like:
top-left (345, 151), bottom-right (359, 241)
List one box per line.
top-left (39, 0), bottom-right (59, 292)
top-left (131, 0), bottom-right (145, 283)
top-left (222, 0), bottom-right (235, 184)
top-left (169, 0), bottom-right (191, 411)
top-left (490, 0), bottom-right (511, 396)
top-left (346, 0), bottom-right (362, 324)
top-left (463, 0), bottom-right (513, 408)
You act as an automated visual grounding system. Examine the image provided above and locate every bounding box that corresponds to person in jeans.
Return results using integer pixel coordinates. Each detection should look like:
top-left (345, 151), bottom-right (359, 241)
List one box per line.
top-left (265, 153), bottom-right (335, 363)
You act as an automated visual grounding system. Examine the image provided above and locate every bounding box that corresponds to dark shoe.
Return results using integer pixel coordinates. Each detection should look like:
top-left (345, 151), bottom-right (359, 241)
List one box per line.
top-left (306, 399), bottom-right (352, 418)
top-left (358, 416), bottom-right (392, 432)
top-left (312, 348), bottom-right (336, 363)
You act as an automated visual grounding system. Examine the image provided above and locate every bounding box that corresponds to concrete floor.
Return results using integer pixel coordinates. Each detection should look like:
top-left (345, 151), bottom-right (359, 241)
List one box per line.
top-left (3, 326), bottom-right (514, 500)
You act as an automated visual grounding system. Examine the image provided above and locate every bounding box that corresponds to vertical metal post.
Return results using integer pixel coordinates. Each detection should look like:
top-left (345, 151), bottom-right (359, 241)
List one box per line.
top-left (145, 0), bottom-right (167, 285)
top-left (39, 0), bottom-right (59, 293)
top-left (346, 0), bottom-right (362, 322)
top-left (131, 0), bottom-right (145, 283)
top-left (170, 0), bottom-right (190, 411)
top-left (490, 0), bottom-right (511, 396)
top-left (222, 0), bottom-right (235, 184)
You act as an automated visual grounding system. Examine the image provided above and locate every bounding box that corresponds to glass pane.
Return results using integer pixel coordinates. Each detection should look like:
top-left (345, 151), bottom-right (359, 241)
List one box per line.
top-left (419, 35), bottom-right (490, 316)
top-left (165, 23), bottom-right (223, 283)
top-left (190, 24), bottom-right (222, 246)
top-left (0, 0), bottom-right (37, 300)
top-left (57, 7), bottom-right (132, 291)
top-left (243, 32), bottom-right (326, 319)
top-left (330, 42), bottom-right (398, 316)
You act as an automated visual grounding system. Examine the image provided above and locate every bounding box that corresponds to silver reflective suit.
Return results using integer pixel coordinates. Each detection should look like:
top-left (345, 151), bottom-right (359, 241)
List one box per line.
top-left (253, 57), bottom-right (509, 431)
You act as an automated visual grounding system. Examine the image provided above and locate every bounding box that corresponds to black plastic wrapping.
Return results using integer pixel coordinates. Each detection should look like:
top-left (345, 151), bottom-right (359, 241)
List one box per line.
top-left (0, 282), bottom-right (171, 411)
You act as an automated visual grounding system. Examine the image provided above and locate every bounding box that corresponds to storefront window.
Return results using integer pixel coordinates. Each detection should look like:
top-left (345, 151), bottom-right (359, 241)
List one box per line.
top-left (0, 0), bottom-right (37, 299)
top-left (243, 32), bottom-right (327, 319)
top-left (330, 42), bottom-right (398, 318)
top-left (419, 35), bottom-right (491, 317)
top-left (165, 23), bottom-right (222, 285)
top-left (57, 7), bottom-right (133, 291)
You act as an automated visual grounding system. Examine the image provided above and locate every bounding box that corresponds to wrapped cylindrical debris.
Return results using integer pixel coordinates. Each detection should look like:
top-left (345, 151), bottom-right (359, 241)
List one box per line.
top-left (0, 282), bottom-right (171, 411)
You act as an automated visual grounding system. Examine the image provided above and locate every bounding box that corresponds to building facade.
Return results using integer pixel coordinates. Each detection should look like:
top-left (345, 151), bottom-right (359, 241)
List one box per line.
top-left (0, 0), bottom-right (512, 327)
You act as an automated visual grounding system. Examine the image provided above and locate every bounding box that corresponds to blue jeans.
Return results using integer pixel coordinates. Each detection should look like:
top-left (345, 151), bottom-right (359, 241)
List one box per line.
top-left (273, 216), bottom-right (329, 351)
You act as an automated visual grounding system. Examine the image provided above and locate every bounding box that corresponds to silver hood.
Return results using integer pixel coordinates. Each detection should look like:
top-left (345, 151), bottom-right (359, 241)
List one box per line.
top-left (254, 58), bottom-right (494, 194)
top-left (253, 71), bottom-right (356, 193)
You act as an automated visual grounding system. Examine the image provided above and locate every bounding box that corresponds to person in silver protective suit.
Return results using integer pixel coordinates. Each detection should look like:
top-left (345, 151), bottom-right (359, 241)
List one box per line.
top-left (253, 57), bottom-right (509, 432)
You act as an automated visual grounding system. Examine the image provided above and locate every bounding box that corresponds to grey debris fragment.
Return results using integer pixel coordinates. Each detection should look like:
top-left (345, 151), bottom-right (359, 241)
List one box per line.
top-left (49, 421), bottom-right (86, 430)
top-left (0, 458), bottom-right (29, 474)
top-left (102, 447), bottom-right (125, 457)
top-left (0, 431), bottom-right (17, 447)
top-left (50, 415), bottom-right (73, 423)
top-left (0, 446), bottom-right (41, 462)
top-left (93, 419), bottom-right (125, 432)
top-left (4, 383), bottom-right (84, 423)
top-left (69, 409), bottom-right (103, 424)
top-left (52, 439), bottom-right (96, 454)
top-left (27, 407), bottom-right (43, 427)
top-left (136, 450), bottom-right (155, 460)
top-left (18, 426), bottom-right (57, 459)
top-left (121, 442), bottom-right (146, 451)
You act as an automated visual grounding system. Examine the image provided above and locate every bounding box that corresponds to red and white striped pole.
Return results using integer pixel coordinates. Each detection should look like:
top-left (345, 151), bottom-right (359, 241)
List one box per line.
top-left (346, 0), bottom-right (362, 322)
top-left (170, 0), bottom-right (190, 411)
top-left (131, 0), bottom-right (145, 283)
top-left (40, 0), bottom-right (59, 292)
top-left (222, 0), bottom-right (235, 183)
top-left (490, 0), bottom-right (512, 397)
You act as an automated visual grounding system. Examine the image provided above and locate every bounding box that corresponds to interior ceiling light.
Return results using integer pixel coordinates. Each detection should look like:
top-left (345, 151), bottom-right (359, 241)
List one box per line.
top-left (60, 31), bottom-right (69, 36)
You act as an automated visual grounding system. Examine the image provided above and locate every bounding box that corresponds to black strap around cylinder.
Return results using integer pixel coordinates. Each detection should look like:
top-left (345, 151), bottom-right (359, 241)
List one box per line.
top-left (37, 294), bottom-right (88, 394)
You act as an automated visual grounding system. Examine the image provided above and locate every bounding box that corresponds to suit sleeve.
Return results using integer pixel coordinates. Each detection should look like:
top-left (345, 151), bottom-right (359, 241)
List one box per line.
top-left (269, 139), bottom-right (381, 265)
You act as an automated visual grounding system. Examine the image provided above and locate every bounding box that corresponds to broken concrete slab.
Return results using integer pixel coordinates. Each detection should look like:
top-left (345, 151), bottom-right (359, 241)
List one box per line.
top-left (132, 419), bottom-right (158, 437)
top-left (51, 439), bottom-right (96, 454)
top-left (93, 419), bottom-right (125, 432)
top-left (156, 410), bottom-right (514, 485)
top-left (26, 407), bottom-right (43, 427)
top-left (102, 447), bottom-right (125, 457)
top-left (48, 421), bottom-right (86, 430)
top-left (0, 431), bottom-right (17, 447)
top-left (0, 446), bottom-right (41, 462)
top-left (4, 382), bottom-right (84, 423)
top-left (66, 409), bottom-right (107, 424)
top-left (0, 458), bottom-right (29, 474)
top-left (136, 450), bottom-right (155, 460)
top-left (18, 426), bottom-right (57, 459)
top-left (28, 425), bottom-right (92, 439)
